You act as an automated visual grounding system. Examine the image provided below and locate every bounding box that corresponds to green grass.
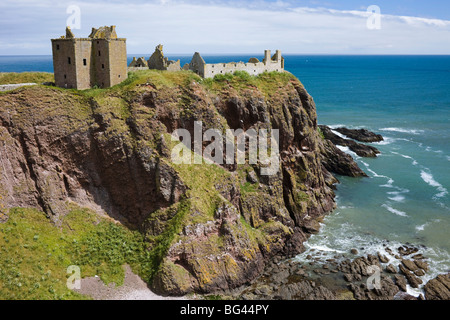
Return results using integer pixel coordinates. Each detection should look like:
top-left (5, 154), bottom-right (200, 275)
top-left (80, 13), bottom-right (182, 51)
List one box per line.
top-left (0, 72), bottom-right (54, 85)
top-left (318, 127), bottom-right (325, 140)
top-left (0, 206), bottom-right (155, 300)
top-left (240, 181), bottom-right (258, 195)
top-left (145, 199), bottom-right (191, 278)
top-left (200, 70), bottom-right (296, 98)
top-left (163, 135), bottom-right (235, 223)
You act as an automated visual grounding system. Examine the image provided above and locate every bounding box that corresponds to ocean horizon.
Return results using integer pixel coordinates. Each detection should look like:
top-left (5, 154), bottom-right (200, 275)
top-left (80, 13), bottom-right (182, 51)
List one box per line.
top-left (1, 54), bottom-right (449, 296)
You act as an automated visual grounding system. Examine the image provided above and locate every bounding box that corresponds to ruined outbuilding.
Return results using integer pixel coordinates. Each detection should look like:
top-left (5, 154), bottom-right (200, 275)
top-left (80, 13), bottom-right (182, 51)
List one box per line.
top-left (129, 45), bottom-right (181, 72)
top-left (51, 26), bottom-right (127, 89)
top-left (129, 57), bottom-right (148, 68)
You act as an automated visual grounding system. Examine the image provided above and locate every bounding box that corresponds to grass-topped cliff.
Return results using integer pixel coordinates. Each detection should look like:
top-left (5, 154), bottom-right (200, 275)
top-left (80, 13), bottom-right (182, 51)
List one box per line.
top-left (0, 70), bottom-right (337, 298)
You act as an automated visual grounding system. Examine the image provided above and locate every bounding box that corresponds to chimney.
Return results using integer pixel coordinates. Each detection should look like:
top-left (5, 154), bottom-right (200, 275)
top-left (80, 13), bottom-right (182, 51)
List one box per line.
top-left (264, 50), bottom-right (271, 64)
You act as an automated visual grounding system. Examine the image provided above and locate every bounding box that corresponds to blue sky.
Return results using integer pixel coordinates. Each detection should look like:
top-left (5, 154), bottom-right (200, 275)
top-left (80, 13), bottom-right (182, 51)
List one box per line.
top-left (0, 0), bottom-right (449, 55)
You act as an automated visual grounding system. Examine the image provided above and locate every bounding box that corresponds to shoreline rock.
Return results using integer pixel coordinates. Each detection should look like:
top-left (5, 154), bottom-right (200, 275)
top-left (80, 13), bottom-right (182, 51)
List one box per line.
top-left (222, 243), bottom-right (442, 301)
top-left (319, 125), bottom-right (381, 158)
top-left (333, 127), bottom-right (384, 143)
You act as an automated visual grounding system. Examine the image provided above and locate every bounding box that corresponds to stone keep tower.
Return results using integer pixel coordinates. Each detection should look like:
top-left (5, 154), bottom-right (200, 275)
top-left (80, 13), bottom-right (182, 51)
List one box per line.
top-left (51, 26), bottom-right (127, 90)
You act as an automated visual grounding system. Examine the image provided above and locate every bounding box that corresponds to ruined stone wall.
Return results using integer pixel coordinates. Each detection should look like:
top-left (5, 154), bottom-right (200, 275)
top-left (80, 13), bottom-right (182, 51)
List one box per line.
top-left (189, 50), bottom-right (284, 79)
top-left (91, 39), bottom-right (111, 88)
top-left (52, 39), bottom-right (77, 89)
top-left (74, 39), bottom-right (92, 90)
top-left (189, 52), bottom-right (206, 77)
top-left (203, 60), bottom-right (283, 78)
top-left (107, 39), bottom-right (128, 87)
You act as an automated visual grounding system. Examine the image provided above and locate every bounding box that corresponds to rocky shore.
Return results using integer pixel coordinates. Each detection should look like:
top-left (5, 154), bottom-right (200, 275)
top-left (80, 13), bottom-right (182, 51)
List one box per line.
top-left (319, 125), bottom-right (381, 158)
top-left (222, 243), bottom-right (450, 300)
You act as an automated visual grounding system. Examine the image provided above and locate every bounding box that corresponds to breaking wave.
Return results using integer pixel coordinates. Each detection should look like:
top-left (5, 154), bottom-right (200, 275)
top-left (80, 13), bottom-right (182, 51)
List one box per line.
top-left (379, 127), bottom-right (424, 135)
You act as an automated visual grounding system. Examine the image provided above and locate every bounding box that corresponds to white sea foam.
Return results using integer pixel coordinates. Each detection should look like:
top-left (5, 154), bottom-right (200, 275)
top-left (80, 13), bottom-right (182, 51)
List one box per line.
top-left (391, 151), bottom-right (419, 166)
top-left (380, 178), bottom-right (395, 188)
top-left (388, 194), bottom-right (406, 202)
top-left (307, 244), bottom-right (346, 253)
top-left (336, 145), bottom-right (360, 159)
top-left (382, 204), bottom-right (408, 217)
top-left (360, 160), bottom-right (370, 168)
top-left (372, 136), bottom-right (395, 145)
top-left (379, 127), bottom-right (424, 135)
top-left (391, 151), bottom-right (413, 160)
top-left (416, 222), bottom-right (430, 231)
top-left (330, 129), bottom-right (348, 140)
top-left (420, 170), bottom-right (448, 199)
top-left (328, 124), bottom-right (347, 129)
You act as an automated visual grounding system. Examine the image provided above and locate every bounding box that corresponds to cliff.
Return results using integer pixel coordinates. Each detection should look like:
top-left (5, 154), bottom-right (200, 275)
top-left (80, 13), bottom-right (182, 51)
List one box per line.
top-left (0, 70), bottom-right (357, 295)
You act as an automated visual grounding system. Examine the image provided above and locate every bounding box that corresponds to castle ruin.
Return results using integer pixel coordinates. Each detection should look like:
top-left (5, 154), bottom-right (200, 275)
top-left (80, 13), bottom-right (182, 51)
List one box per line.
top-left (51, 26), bottom-right (127, 89)
top-left (129, 44), bottom-right (181, 72)
top-left (52, 25), bottom-right (285, 89)
top-left (184, 50), bottom-right (284, 78)
top-left (130, 45), bottom-right (284, 78)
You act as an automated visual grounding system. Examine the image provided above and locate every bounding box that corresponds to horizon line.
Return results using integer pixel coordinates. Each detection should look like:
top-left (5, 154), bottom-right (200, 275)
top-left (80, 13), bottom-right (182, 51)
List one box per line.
top-left (1, 53), bottom-right (450, 57)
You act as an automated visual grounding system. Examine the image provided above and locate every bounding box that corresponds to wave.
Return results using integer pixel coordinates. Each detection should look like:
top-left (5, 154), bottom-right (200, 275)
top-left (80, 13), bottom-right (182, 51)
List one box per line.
top-left (388, 194), bottom-right (406, 202)
top-left (415, 220), bottom-right (440, 231)
top-left (372, 136), bottom-right (396, 146)
top-left (382, 204), bottom-right (409, 217)
top-left (336, 145), bottom-right (360, 159)
top-left (328, 124), bottom-right (367, 130)
top-left (305, 244), bottom-right (346, 253)
top-left (391, 151), bottom-right (419, 166)
top-left (379, 127), bottom-right (424, 135)
top-left (330, 129), bottom-right (348, 140)
top-left (420, 170), bottom-right (448, 199)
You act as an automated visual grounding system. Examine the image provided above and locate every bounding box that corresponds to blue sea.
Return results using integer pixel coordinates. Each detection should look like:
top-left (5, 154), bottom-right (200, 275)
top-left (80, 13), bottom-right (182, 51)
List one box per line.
top-left (1, 54), bottom-right (449, 295)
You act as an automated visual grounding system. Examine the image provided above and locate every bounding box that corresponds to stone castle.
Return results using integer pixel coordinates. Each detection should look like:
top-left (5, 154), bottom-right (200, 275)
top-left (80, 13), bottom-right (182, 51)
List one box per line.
top-left (51, 26), bottom-right (127, 90)
top-left (52, 26), bottom-right (284, 89)
top-left (130, 44), bottom-right (285, 79)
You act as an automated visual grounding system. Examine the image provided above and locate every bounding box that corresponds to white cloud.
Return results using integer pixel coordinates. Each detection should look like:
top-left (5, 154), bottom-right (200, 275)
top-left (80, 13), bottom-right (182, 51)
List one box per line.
top-left (0, 0), bottom-right (449, 55)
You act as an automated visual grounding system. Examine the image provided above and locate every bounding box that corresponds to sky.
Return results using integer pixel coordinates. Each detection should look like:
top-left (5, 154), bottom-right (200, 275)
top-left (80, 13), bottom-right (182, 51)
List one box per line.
top-left (0, 0), bottom-right (449, 55)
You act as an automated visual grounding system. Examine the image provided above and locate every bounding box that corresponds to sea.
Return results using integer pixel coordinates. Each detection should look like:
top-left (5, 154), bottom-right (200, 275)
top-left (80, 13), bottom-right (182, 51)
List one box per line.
top-left (1, 54), bottom-right (449, 295)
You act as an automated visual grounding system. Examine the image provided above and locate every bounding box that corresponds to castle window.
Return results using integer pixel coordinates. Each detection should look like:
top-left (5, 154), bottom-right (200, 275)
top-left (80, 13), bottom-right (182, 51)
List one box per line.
top-left (56, 44), bottom-right (60, 50)
top-left (83, 59), bottom-right (87, 66)
top-left (68, 57), bottom-right (71, 64)
top-left (102, 64), bottom-right (105, 69)
top-left (98, 51), bottom-right (101, 56)
top-left (64, 74), bottom-right (66, 79)
top-left (118, 75), bottom-right (121, 78)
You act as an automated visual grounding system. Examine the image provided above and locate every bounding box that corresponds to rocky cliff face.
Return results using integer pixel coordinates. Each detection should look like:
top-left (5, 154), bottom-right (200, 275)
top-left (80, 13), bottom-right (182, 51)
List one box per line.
top-left (0, 71), bottom-right (355, 295)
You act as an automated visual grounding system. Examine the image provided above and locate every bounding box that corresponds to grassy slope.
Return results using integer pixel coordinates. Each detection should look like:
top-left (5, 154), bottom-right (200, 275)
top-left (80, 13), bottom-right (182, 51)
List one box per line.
top-left (0, 206), bottom-right (152, 299)
top-left (0, 72), bottom-right (54, 85)
top-left (0, 69), bottom-right (298, 299)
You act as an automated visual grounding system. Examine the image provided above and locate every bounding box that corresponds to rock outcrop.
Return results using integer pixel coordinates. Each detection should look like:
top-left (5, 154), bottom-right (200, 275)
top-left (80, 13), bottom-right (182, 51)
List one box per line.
top-left (333, 127), bottom-right (384, 143)
top-left (319, 125), bottom-right (381, 158)
top-left (0, 71), bottom-right (354, 295)
top-left (424, 273), bottom-right (450, 300)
